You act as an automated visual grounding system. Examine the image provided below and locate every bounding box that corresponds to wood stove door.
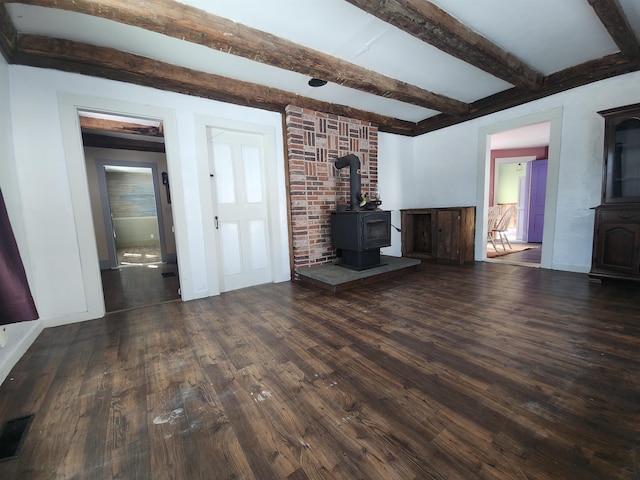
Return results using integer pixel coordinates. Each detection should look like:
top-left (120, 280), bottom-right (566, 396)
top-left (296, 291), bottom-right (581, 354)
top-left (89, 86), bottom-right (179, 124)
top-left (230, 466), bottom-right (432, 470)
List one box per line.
top-left (208, 130), bottom-right (272, 292)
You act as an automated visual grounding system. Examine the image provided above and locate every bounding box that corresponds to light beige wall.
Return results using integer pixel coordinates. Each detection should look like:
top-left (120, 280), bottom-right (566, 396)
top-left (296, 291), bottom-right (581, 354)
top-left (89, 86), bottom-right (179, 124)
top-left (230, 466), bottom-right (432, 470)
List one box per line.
top-left (84, 147), bottom-right (177, 264)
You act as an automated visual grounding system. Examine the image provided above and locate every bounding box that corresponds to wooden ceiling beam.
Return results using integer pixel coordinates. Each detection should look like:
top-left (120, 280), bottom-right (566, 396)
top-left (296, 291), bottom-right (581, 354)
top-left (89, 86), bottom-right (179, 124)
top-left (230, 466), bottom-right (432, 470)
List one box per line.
top-left (79, 116), bottom-right (164, 137)
top-left (587, 0), bottom-right (640, 59)
top-left (3, 1), bottom-right (638, 138)
top-left (14, 34), bottom-right (418, 135)
top-left (8, 0), bottom-right (468, 116)
top-left (0, 4), bottom-right (16, 61)
top-left (11, 33), bottom-right (640, 137)
top-left (344, 0), bottom-right (544, 91)
top-left (415, 53), bottom-right (640, 135)
top-left (82, 133), bottom-right (166, 153)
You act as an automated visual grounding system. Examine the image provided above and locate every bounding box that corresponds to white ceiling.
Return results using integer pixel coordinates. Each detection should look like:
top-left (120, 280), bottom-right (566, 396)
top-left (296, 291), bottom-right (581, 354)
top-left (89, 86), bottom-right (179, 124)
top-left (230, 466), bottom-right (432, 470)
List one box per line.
top-left (490, 122), bottom-right (551, 150)
top-left (5, 1), bottom-right (640, 135)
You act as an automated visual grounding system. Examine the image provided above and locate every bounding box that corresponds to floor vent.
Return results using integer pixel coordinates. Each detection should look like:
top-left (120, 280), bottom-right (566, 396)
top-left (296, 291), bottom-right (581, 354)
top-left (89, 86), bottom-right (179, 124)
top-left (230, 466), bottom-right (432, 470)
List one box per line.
top-left (0, 414), bottom-right (34, 461)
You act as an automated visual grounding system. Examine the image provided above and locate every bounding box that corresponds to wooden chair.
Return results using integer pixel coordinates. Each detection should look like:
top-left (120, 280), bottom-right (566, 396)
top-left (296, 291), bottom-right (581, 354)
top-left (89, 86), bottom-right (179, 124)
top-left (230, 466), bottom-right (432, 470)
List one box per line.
top-left (487, 206), bottom-right (502, 251)
top-left (492, 206), bottom-right (516, 251)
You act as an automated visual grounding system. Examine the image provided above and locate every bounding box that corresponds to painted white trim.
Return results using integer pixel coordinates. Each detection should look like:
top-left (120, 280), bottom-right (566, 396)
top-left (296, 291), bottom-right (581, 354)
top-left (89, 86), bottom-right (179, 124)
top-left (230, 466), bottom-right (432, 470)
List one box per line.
top-left (0, 321), bottom-right (42, 386)
top-left (194, 115), bottom-right (288, 294)
top-left (56, 93), bottom-right (192, 314)
top-left (57, 99), bottom-right (105, 322)
top-left (477, 108), bottom-right (563, 269)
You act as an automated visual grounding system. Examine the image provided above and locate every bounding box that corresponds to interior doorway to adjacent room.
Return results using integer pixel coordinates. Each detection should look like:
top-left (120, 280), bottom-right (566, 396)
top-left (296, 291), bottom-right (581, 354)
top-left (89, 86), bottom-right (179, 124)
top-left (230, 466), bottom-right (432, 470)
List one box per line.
top-left (100, 164), bottom-right (164, 268)
top-left (486, 121), bottom-right (551, 266)
top-left (78, 110), bottom-right (180, 312)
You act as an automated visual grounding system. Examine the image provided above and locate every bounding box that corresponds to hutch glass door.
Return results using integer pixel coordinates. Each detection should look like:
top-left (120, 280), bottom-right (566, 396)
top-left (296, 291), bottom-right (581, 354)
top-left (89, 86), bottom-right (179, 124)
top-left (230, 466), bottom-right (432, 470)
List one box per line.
top-left (607, 116), bottom-right (640, 202)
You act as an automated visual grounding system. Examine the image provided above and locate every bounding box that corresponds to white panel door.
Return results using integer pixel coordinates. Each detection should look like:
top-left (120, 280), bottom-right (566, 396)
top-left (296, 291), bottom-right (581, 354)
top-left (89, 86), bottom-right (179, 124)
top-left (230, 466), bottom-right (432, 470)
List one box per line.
top-left (208, 129), bottom-right (272, 292)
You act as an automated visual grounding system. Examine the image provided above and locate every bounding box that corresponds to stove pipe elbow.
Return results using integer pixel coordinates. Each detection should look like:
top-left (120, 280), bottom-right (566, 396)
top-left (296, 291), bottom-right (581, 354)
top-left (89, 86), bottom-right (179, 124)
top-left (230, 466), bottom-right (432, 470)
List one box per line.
top-left (334, 154), bottom-right (361, 211)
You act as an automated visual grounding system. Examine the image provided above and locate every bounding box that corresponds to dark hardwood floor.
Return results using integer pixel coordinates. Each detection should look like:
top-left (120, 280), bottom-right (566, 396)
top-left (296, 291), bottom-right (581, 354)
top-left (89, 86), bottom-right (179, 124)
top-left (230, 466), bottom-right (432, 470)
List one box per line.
top-left (489, 243), bottom-right (542, 265)
top-left (101, 262), bottom-right (180, 312)
top-left (1, 262), bottom-right (639, 479)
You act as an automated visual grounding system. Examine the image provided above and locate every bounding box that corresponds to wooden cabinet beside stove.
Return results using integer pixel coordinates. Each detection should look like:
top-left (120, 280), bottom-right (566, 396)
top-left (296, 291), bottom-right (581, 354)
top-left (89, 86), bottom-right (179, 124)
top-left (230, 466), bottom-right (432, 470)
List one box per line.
top-left (401, 207), bottom-right (475, 264)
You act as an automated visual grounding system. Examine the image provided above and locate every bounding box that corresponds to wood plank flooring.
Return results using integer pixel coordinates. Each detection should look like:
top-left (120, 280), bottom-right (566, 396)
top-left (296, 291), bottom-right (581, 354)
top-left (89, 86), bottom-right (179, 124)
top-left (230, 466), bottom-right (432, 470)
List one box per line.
top-left (488, 243), bottom-right (541, 264)
top-left (101, 262), bottom-right (180, 312)
top-left (1, 261), bottom-right (639, 479)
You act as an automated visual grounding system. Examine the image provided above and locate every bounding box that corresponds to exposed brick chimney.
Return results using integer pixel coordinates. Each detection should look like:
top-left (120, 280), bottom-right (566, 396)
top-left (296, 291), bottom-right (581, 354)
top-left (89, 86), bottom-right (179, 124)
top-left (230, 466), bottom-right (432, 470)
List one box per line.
top-left (285, 106), bottom-right (378, 270)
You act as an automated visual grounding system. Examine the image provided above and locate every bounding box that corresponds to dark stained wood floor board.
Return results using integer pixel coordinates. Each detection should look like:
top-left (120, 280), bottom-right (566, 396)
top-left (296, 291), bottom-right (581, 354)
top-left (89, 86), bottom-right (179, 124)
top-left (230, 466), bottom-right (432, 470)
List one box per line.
top-left (318, 349), bottom-right (483, 479)
top-left (1, 261), bottom-right (640, 479)
top-left (239, 362), bottom-right (393, 480)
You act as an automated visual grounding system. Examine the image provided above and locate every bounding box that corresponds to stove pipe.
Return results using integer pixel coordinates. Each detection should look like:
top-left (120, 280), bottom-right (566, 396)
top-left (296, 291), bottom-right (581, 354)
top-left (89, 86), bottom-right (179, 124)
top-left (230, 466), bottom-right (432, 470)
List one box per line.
top-left (334, 154), bottom-right (361, 211)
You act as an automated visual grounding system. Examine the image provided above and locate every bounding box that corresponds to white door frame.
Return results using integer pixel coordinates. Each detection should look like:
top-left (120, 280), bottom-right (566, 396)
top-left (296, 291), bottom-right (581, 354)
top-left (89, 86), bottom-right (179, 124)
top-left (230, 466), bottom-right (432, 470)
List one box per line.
top-left (58, 93), bottom-right (186, 319)
top-left (476, 108), bottom-right (563, 269)
top-left (194, 115), bottom-right (285, 296)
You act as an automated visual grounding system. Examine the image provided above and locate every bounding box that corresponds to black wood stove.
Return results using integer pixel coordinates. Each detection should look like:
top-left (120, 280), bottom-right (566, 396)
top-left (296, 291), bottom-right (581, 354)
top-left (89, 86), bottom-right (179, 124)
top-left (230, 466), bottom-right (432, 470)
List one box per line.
top-left (331, 210), bottom-right (391, 270)
top-left (331, 154), bottom-right (391, 270)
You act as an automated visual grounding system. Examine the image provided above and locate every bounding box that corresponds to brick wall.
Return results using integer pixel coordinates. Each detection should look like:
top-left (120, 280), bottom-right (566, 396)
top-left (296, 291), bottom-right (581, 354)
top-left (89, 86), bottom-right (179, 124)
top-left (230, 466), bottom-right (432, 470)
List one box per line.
top-left (285, 105), bottom-right (378, 269)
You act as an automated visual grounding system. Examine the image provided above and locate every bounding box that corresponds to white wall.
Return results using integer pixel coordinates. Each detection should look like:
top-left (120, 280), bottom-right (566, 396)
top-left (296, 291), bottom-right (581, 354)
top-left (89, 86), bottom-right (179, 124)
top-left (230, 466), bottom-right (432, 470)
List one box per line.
top-left (1, 65), bottom-right (291, 384)
top-left (378, 70), bottom-right (640, 272)
top-left (410, 128), bottom-right (479, 209)
top-left (378, 132), bottom-right (413, 257)
top-left (0, 56), bottom-right (43, 385)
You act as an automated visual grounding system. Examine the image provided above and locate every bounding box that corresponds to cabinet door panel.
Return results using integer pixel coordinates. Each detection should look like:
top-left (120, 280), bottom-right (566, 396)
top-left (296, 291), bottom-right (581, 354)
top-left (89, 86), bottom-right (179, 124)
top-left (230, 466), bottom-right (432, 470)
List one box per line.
top-left (436, 210), bottom-right (459, 261)
top-left (413, 213), bottom-right (434, 256)
top-left (595, 223), bottom-right (640, 273)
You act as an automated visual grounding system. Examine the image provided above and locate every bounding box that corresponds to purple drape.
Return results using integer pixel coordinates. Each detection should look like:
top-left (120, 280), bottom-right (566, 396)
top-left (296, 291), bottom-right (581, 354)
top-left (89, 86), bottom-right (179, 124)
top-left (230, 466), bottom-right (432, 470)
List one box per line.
top-left (0, 188), bottom-right (38, 324)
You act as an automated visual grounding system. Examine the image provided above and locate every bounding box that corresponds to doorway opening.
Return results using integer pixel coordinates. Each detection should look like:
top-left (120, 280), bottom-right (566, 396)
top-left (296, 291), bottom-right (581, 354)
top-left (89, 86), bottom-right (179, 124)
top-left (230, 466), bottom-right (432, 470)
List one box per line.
top-left (79, 110), bottom-right (180, 312)
top-left (486, 121), bottom-right (551, 266)
top-left (100, 164), bottom-right (164, 268)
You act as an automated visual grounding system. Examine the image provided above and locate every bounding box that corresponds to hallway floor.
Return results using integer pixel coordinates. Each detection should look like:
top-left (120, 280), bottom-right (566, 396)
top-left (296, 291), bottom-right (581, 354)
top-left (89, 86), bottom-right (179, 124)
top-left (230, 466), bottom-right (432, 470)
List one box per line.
top-left (101, 262), bottom-right (180, 313)
top-left (488, 242), bottom-right (542, 264)
top-left (116, 246), bottom-right (162, 266)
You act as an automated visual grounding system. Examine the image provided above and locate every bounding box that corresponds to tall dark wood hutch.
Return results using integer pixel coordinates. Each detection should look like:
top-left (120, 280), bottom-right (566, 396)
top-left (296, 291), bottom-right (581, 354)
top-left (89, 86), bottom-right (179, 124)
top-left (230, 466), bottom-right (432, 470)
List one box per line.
top-left (590, 103), bottom-right (640, 281)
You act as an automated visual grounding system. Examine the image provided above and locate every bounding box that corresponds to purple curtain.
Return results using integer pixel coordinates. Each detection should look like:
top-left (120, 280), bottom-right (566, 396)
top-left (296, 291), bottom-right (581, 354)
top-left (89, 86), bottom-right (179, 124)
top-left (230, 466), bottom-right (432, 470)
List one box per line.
top-left (0, 188), bottom-right (38, 324)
